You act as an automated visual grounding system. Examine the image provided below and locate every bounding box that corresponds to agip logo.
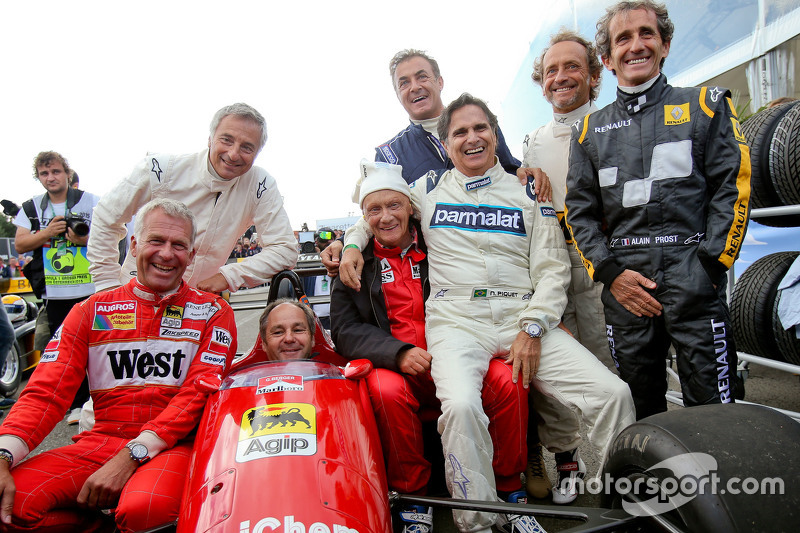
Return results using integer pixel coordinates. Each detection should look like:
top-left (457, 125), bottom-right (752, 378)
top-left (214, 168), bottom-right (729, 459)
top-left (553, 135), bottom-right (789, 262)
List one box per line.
top-left (236, 403), bottom-right (317, 462)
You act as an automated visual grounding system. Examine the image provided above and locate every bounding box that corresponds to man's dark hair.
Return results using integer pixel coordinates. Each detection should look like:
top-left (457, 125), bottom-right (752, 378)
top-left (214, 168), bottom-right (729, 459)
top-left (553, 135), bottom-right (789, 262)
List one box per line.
top-left (258, 299), bottom-right (316, 346)
top-left (532, 28), bottom-right (603, 102)
top-left (437, 93), bottom-right (498, 144)
top-left (596, 0), bottom-right (673, 70)
top-left (389, 49), bottom-right (441, 84)
top-left (32, 151), bottom-right (71, 180)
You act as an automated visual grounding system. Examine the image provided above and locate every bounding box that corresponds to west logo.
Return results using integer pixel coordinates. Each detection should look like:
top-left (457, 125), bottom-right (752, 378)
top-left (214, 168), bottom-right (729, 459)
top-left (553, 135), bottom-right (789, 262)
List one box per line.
top-left (211, 327), bottom-right (232, 348)
top-left (106, 349), bottom-right (187, 379)
top-left (430, 203), bottom-right (525, 236)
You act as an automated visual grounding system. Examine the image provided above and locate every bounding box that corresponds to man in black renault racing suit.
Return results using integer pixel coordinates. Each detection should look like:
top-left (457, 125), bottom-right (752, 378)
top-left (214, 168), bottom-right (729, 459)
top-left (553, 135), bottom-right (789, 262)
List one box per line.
top-left (565, 0), bottom-right (751, 419)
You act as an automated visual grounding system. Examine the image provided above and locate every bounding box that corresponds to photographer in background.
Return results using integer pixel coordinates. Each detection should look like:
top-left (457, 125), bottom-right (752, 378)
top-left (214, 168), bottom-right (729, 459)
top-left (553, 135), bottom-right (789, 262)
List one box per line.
top-left (14, 151), bottom-right (99, 424)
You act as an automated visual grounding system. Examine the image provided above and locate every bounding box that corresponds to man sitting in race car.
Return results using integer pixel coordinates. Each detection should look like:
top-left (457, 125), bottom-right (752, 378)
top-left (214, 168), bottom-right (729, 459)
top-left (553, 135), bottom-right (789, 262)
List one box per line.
top-left (0, 198), bottom-right (237, 532)
top-left (259, 299), bottom-right (315, 361)
top-left (340, 94), bottom-right (635, 533)
top-left (331, 159), bottom-right (533, 533)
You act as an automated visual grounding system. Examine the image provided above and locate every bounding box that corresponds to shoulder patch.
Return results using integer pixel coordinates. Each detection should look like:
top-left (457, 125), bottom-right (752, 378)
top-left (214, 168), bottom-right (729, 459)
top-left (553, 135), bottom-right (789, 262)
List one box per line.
top-left (525, 176), bottom-right (537, 202)
top-left (378, 144), bottom-right (398, 165)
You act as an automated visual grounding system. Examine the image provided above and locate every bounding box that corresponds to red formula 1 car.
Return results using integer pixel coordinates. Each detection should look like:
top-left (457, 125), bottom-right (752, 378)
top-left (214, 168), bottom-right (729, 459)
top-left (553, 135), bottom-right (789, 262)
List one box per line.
top-left (166, 271), bottom-right (799, 533)
top-left (177, 359), bottom-right (391, 533)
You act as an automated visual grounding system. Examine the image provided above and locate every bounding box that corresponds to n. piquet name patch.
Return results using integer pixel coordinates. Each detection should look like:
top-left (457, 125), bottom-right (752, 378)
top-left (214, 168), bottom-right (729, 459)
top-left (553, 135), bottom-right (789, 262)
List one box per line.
top-left (430, 203), bottom-right (525, 236)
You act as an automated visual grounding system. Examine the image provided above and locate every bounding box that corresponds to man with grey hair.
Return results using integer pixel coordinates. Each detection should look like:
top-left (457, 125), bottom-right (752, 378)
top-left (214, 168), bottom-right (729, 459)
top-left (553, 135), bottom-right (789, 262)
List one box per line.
top-left (518, 29), bottom-right (608, 504)
top-left (259, 299), bottom-right (315, 361)
top-left (88, 102), bottom-right (297, 294)
top-left (566, 0), bottom-right (751, 419)
top-left (0, 198), bottom-right (237, 532)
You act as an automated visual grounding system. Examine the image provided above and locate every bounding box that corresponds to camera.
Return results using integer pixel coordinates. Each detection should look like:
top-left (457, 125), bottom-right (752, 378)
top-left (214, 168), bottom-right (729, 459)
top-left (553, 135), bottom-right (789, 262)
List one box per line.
top-left (65, 213), bottom-right (90, 237)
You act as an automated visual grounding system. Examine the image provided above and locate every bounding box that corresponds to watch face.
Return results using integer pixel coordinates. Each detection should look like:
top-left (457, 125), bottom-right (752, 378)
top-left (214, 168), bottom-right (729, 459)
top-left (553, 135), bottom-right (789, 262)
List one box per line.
top-left (129, 443), bottom-right (148, 460)
top-left (527, 323), bottom-right (542, 338)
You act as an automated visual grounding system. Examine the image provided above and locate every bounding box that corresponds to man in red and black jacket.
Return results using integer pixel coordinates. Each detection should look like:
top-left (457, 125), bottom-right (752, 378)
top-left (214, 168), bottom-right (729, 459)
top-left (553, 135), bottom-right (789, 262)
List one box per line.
top-left (331, 160), bottom-right (529, 533)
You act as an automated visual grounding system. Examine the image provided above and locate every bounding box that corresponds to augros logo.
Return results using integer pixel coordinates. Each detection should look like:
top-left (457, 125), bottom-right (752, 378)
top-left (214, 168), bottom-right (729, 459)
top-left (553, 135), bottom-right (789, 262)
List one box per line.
top-left (585, 452), bottom-right (784, 517)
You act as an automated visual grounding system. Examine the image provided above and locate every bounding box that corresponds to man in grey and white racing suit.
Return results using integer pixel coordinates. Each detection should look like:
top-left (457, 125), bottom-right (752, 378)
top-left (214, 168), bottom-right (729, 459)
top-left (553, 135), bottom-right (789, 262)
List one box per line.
top-left (344, 94), bottom-right (634, 532)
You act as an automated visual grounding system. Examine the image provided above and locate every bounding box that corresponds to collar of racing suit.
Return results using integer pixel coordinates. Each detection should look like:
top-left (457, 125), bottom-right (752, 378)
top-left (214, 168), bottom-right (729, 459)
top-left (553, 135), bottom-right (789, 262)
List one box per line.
top-left (616, 74), bottom-right (667, 115)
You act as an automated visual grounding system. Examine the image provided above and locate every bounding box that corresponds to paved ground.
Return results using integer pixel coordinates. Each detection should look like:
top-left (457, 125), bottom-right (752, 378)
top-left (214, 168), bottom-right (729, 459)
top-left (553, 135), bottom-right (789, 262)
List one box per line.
top-left (9, 299), bottom-right (800, 532)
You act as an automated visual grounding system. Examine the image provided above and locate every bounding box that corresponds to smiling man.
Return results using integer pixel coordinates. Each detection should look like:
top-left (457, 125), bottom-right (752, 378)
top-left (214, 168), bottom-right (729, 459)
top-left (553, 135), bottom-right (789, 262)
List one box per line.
top-left (341, 94), bottom-right (634, 533)
top-left (0, 198), bottom-right (237, 532)
top-left (259, 299), bottom-right (315, 361)
top-left (519, 30), bottom-right (610, 504)
top-left (375, 50), bottom-right (521, 185)
top-left (565, 0), bottom-right (751, 419)
top-left (88, 103), bottom-right (297, 295)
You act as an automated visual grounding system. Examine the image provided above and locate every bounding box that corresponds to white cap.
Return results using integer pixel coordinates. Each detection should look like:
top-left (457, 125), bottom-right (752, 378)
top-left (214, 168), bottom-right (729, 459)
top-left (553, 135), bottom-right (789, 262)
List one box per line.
top-left (354, 159), bottom-right (410, 208)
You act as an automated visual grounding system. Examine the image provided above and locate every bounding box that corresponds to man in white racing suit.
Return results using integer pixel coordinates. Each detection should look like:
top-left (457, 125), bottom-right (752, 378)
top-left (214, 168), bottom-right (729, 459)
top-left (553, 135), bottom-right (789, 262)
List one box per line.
top-left (342, 94), bottom-right (635, 532)
top-left (518, 30), bottom-right (610, 504)
top-left (88, 102), bottom-right (297, 294)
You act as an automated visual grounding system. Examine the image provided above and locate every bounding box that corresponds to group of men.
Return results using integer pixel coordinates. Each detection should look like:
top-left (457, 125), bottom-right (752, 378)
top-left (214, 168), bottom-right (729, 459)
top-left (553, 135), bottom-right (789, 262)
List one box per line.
top-left (0, 1), bottom-right (750, 532)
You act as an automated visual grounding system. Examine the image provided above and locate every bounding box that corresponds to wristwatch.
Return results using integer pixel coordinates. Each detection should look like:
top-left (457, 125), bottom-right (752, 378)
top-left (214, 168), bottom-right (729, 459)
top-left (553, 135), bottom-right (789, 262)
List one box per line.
top-left (126, 442), bottom-right (150, 465)
top-left (524, 322), bottom-right (543, 338)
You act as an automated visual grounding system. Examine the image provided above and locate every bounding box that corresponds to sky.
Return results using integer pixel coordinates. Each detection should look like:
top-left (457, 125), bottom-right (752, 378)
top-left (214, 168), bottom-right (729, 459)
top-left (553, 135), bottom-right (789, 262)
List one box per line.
top-left (2, 0), bottom-right (558, 230)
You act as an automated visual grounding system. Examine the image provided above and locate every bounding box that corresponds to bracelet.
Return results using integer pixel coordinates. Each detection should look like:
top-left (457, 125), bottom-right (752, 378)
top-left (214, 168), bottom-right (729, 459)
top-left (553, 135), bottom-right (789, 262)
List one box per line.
top-left (343, 244), bottom-right (360, 251)
top-left (0, 449), bottom-right (13, 466)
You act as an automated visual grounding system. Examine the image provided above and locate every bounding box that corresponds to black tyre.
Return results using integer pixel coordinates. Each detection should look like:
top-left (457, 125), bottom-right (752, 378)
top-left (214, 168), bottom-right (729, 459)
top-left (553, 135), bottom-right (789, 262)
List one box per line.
top-left (769, 101), bottom-right (800, 206)
top-left (773, 282), bottom-right (800, 365)
top-left (602, 404), bottom-right (800, 532)
top-left (0, 342), bottom-right (21, 398)
top-left (741, 102), bottom-right (800, 226)
top-left (730, 251), bottom-right (798, 360)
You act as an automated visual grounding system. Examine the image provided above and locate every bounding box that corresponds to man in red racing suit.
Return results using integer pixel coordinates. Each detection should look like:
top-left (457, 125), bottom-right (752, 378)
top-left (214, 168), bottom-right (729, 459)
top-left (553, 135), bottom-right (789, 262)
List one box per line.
top-left (0, 198), bottom-right (237, 532)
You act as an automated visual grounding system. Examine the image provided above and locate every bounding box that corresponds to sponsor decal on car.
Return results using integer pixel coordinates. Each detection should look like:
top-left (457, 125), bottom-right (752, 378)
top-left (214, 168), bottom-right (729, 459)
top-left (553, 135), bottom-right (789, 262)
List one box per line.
top-left (237, 403), bottom-right (317, 462)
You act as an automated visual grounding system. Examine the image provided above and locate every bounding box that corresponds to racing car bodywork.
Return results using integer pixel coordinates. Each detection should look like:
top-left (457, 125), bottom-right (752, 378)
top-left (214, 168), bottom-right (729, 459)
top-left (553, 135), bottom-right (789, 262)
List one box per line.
top-left (177, 359), bottom-right (391, 533)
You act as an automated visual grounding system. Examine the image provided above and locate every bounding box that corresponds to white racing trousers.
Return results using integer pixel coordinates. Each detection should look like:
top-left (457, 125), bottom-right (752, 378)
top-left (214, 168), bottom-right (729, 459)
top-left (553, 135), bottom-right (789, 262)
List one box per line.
top-left (428, 297), bottom-right (635, 532)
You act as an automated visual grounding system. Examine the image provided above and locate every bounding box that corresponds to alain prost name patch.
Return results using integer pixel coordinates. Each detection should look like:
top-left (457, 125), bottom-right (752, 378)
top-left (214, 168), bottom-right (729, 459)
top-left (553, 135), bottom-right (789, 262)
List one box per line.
top-left (430, 203), bottom-right (525, 236)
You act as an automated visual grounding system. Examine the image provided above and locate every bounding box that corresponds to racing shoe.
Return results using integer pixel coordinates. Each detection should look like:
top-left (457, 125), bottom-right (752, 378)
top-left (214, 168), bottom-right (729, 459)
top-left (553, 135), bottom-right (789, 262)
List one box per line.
top-left (67, 407), bottom-right (82, 425)
top-left (552, 448), bottom-right (586, 505)
top-left (496, 490), bottom-right (547, 533)
top-left (397, 504), bottom-right (433, 533)
top-left (525, 442), bottom-right (552, 499)
top-left (0, 398), bottom-right (16, 409)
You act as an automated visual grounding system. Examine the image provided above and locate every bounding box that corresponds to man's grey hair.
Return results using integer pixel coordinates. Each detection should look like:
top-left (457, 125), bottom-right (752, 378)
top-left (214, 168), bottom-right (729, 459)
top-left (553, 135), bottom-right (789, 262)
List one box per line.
top-left (133, 198), bottom-right (197, 247)
top-left (596, 0), bottom-right (673, 69)
top-left (258, 298), bottom-right (317, 348)
top-left (437, 93), bottom-right (498, 144)
top-left (209, 103), bottom-right (268, 151)
top-left (389, 49), bottom-right (441, 85)
top-left (531, 28), bottom-right (603, 102)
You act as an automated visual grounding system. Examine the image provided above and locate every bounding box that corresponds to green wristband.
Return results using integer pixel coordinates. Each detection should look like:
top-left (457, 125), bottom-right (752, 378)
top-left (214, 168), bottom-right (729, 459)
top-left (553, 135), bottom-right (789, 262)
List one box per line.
top-left (343, 244), bottom-right (360, 251)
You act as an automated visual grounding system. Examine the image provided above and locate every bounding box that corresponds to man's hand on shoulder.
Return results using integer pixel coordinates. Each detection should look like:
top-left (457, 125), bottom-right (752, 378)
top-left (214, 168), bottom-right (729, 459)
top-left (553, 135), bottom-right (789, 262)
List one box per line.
top-left (198, 273), bottom-right (229, 293)
top-left (507, 331), bottom-right (541, 388)
top-left (397, 347), bottom-right (432, 376)
top-left (77, 449), bottom-right (137, 510)
top-left (515, 167), bottom-right (552, 202)
top-left (0, 462), bottom-right (15, 525)
top-left (339, 247), bottom-right (364, 292)
top-left (609, 269), bottom-right (663, 317)
top-left (321, 240), bottom-right (343, 277)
